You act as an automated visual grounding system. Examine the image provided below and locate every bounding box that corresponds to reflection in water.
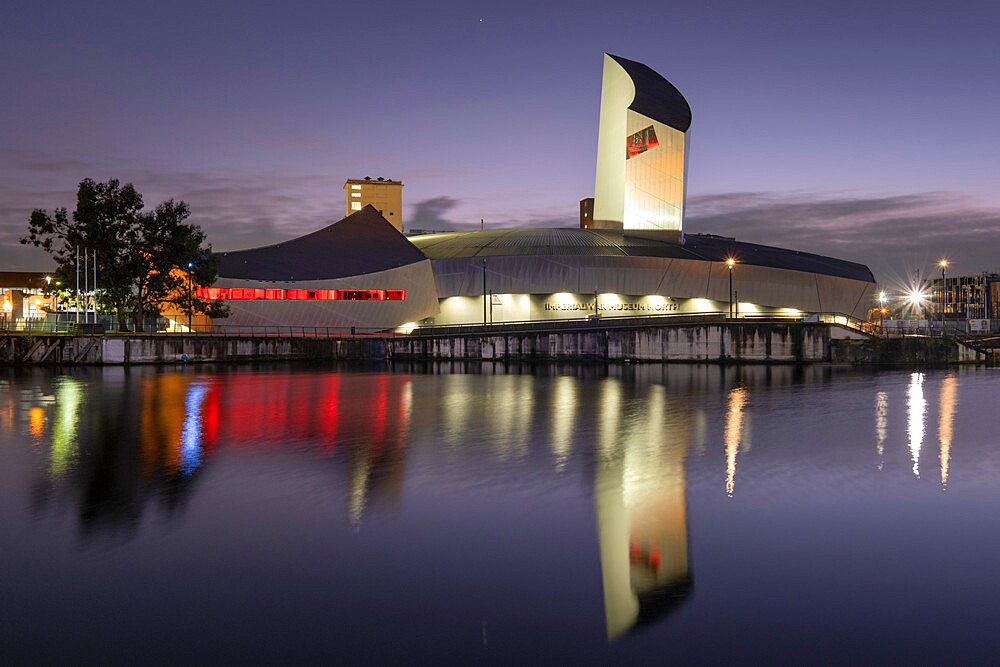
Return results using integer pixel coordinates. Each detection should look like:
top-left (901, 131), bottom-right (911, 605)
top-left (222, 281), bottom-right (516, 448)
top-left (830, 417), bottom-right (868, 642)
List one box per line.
top-left (29, 370), bottom-right (413, 535)
top-left (13, 363), bottom-right (986, 656)
top-left (875, 392), bottom-right (888, 471)
top-left (724, 387), bottom-right (748, 497)
top-left (50, 377), bottom-right (82, 477)
top-left (598, 379), bottom-right (622, 459)
top-left (550, 375), bottom-right (577, 471)
top-left (907, 373), bottom-right (925, 477)
top-left (180, 382), bottom-right (209, 476)
top-left (939, 375), bottom-right (958, 490)
top-left (596, 381), bottom-right (693, 641)
top-left (29, 407), bottom-right (44, 438)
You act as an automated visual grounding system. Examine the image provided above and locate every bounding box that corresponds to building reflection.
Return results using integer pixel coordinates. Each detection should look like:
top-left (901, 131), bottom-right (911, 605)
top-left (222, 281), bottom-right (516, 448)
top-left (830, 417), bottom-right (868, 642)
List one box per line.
top-left (16, 362), bottom-right (975, 643)
top-left (595, 380), bottom-right (695, 641)
top-left (29, 369), bottom-right (413, 536)
top-left (938, 375), bottom-right (958, 490)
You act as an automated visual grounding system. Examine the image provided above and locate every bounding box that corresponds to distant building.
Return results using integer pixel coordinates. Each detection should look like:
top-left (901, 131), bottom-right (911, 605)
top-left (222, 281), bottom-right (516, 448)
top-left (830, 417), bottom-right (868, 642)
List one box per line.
top-left (929, 273), bottom-right (1000, 319)
top-left (580, 198), bottom-right (595, 229)
top-left (0, 272), bottom-right (54, 322)
top-left (344, 177), bottom-right (403, 231)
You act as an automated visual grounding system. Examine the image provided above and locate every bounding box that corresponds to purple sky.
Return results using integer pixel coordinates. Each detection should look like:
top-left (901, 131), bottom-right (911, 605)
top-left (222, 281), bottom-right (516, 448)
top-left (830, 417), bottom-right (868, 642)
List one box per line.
top-left (2, 0), bottom-right (999, 281)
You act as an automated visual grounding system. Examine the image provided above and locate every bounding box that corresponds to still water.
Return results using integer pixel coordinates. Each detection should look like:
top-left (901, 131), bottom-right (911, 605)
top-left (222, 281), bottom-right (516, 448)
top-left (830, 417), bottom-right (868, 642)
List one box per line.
top-left (2, 363), bottom-right (1000, 663)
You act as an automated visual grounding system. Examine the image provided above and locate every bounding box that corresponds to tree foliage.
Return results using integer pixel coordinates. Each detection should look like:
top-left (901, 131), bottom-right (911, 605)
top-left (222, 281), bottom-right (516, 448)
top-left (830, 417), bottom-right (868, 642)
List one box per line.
top-left (21, 178), bottom-right (228, 331)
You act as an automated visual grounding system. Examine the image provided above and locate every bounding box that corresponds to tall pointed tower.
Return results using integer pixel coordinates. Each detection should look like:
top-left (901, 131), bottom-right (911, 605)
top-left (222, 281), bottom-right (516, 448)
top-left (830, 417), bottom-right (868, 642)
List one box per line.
top-left (593, 54), bottom-right (691, 238)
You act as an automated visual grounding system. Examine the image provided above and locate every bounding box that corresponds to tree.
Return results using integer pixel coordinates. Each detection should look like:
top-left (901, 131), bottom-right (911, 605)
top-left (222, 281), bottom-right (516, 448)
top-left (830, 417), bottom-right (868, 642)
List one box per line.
top-left (21, 178), bottom-right (228, 331)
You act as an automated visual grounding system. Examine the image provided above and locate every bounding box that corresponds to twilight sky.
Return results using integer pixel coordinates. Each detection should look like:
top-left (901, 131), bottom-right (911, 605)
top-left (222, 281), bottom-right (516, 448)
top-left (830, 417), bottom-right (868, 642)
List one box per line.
top-left (2, 0), bottom-right (998, 282)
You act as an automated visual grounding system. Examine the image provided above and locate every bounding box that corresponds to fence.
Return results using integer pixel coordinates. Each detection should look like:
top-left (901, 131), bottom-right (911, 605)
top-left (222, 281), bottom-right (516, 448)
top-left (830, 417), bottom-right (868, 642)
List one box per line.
top-left (2, 309), bottom-right (868, 338)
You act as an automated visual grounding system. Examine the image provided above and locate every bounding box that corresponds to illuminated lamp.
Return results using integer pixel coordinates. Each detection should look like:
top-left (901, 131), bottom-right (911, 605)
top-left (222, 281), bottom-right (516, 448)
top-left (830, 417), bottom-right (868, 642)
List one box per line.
top-left (554, 292), bottom-right (574, 304)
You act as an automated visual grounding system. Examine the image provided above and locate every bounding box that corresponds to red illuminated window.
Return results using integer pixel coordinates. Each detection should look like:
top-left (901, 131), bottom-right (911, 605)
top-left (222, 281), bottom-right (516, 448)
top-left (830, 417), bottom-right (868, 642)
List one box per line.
top-left (197, 287), bottom-right (405, 301)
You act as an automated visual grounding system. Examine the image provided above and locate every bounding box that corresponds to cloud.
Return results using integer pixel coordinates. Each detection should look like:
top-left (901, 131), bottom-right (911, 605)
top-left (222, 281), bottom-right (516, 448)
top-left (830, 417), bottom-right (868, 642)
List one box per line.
top-left (685, 191), bottom-right (1000, 281)
top-left (407, 196), bottom-right (467, 231)
top-left (3, 146), bottom-right (998, 283)
top-left (0, 150), bottom-right (347, 268)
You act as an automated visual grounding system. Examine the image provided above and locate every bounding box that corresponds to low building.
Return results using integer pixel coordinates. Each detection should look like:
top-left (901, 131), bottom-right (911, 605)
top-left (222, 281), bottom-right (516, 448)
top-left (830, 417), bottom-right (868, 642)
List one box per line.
top-left (0, 272), bottom-right (56, 323)
top-left (195, 205), bottom-right (874, 331)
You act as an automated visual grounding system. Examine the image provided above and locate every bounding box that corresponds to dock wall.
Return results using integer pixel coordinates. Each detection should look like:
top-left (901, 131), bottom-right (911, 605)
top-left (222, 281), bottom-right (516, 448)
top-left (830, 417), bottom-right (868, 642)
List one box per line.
top-left (0, 321), bottom-right (987, 365)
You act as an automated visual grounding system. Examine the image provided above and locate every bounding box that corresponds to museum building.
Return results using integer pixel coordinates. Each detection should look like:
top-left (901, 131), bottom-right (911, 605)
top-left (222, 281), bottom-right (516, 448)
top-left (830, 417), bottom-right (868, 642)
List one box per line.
top-left (193, 54), bottom-right (876, 331)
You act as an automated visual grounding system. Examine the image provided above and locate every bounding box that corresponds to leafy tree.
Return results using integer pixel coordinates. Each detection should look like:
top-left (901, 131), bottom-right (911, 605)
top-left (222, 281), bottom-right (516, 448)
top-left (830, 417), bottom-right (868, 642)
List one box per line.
top-left (21, 178), bottom-right (228, 331)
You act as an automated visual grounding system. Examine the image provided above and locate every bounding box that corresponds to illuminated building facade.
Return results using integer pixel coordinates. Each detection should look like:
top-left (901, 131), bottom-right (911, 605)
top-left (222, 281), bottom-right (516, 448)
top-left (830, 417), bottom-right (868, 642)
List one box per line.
top-left (929, 273), bottom-right (999, 319)
top-left (344, 177), bottom-right (403, 231)
top-left (197, 55), bottom-right (875, 330)
top-left (593, 54), bottom-right (690, 236)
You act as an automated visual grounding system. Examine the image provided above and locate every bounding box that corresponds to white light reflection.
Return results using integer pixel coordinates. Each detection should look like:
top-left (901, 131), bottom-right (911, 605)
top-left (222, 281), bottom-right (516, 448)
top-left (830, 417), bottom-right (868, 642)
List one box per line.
top-left (550, 375), bottom-right (577, 472)
top-left (875, 391), bottom-right (888, 471)
top-left (598, 379), bottom-right (623, 459)
top-left (179, 382), bottom-right (209, 476)
top-left (939, 375), bottom-right (957, 490)
top-left (50, 377), bottom-right (82, 477)
top-left (724, 387), bottom-right (748, 497)
top-left (907, 373), bottom-right (925, 477)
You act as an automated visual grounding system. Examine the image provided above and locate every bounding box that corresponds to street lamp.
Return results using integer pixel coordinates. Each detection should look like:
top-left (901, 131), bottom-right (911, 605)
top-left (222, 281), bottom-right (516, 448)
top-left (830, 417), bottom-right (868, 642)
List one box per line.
top-left (186, 262), bottom-right (194, 332)
top-left (939, 259), bottom-right (948, 334)
top-left (726, 258), bottom-right (736, 318)
top-left (878, 291), bottom-right (887, 332)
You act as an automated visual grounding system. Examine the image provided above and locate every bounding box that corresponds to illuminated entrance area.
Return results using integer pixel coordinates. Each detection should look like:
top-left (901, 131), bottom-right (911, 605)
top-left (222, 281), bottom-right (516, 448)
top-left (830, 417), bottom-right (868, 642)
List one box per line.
top-left (422, 293), bottom-right (802, 326)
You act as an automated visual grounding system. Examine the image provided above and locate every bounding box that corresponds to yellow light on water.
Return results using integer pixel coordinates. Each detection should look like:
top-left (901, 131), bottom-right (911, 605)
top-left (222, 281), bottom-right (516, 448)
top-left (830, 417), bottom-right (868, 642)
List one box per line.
top-left (724, 387), bottom-right (747, 497)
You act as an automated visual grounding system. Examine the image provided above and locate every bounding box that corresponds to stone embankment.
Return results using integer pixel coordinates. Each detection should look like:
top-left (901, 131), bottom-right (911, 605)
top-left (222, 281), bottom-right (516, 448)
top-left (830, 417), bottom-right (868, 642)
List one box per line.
top-left (0, 319), bottom-right (989, 365)
top-left (0, 334), bottom-right (387, 365)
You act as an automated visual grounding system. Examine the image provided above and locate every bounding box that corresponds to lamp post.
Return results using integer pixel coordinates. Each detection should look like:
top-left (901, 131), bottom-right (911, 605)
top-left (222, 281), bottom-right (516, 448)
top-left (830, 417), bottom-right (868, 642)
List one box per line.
top-left (187, 262), bottom-right (194, 332)
top-left (878, 291), bottom-right (887, 333)
top-left (726, 258), bottom-right (736, 318)
top-left (939, 259), bottom-right (948, 335)
top-left (482, 257), bottom-right (487, 327)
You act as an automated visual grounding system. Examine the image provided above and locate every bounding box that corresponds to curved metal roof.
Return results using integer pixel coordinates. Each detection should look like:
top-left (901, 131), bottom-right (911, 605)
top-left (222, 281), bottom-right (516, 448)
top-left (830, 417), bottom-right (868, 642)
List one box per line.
top-left (608, 53), bottom-right (692, 133)
top-left (217, 206), bottom-right (427, 281)
top-left (409, 228), bottom-right (874, 283)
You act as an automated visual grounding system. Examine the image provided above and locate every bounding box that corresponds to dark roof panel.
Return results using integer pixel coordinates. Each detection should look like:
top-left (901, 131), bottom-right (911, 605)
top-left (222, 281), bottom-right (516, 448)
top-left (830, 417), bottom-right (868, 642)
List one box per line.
top-left (608, 54), bottom-right (692, 133)
top-left (410, 228), bottom-right (874, 283)
top-left (217, 205), bottom-right (427, 281)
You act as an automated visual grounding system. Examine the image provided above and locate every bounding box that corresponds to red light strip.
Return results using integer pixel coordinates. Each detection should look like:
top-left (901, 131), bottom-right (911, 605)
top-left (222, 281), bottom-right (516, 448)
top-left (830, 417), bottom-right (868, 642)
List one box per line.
top-left (196, 288), bottom-right (405, 301)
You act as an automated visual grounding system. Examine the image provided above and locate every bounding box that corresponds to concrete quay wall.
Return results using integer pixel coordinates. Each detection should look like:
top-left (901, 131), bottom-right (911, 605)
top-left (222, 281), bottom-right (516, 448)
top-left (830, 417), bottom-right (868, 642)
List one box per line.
top-left (393, 322), bottom-right (868, 363)
top-left (0, 334), bottom-right (389, 365)
top-left (0, 323), bottom-right (988, 365)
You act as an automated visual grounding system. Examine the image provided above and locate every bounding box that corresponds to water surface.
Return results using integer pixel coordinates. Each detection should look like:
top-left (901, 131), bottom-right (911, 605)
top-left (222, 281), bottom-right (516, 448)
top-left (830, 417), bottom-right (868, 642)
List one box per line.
top-left (2, 362), bottom-right (999, 663)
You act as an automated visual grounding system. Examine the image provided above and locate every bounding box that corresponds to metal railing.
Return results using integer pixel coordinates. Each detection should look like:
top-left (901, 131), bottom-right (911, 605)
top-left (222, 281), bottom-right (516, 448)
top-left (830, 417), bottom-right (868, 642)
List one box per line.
top-left (407, 310), bottom-right (867, 337)
top-left (0, 319), bottom-right (401, 338)
top-left (1, 310), bottom-right (869, 338)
